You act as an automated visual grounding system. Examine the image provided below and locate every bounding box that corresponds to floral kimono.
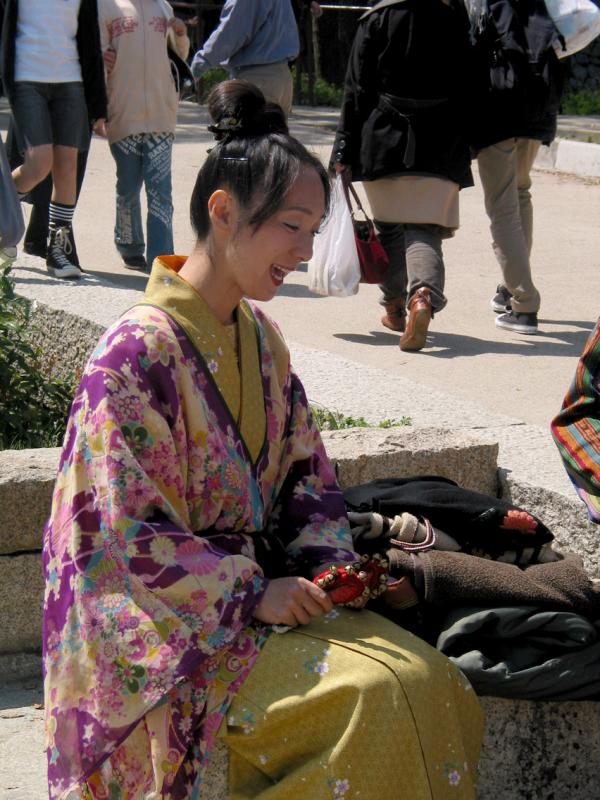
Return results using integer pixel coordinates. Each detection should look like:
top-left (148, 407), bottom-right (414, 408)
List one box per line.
top-left (43, 256), bottom-right (356, 796)
top-left (43, 257), bottom-right (483, 799)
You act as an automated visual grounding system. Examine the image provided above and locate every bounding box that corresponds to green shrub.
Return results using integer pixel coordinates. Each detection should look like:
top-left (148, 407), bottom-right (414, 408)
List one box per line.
top-left (294, 71), bottom-right (343, 107)
top-left (310, 403), bottom-right (411, 431)
top-left (0, 265), bottom-right (76, 450)
top-left (562, 89), bottom-right (600, 115)
top-left (196, 67), bottom-right (229, 103)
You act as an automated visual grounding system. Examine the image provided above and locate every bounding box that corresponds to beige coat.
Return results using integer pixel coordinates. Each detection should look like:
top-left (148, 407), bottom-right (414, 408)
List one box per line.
top-left (98, 0), bottom-right (190, 144)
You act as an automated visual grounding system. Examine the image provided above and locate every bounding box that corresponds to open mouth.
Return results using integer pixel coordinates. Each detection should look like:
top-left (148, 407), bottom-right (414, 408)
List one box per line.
top-left (270, 264), bottom-right (292, 285)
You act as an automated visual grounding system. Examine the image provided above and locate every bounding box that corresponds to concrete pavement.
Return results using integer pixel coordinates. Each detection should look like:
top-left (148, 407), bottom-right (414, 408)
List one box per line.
top-left (1, 99), bottom-right (600, 797)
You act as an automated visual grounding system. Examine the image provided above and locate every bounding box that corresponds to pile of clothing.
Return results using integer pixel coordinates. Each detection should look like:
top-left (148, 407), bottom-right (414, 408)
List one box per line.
top-left (345, 476), bottom-right (600, 700)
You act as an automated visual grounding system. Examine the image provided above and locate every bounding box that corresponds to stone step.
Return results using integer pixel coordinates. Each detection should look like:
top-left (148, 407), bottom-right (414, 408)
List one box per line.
top-left (0, 428), bottom-right (498, 664)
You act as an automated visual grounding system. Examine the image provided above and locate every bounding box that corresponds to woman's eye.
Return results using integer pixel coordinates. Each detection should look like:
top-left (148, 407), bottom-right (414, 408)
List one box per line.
top-left (283, 222), bottom-right (299, 232)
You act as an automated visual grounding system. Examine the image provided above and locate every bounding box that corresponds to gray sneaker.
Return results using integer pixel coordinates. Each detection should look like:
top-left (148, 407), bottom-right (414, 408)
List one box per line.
top-left (46, 227), bottom-right (82, 279)
top-left (491, 285), bottom-right (513, 313)
top-left (495, 310), bottom-right (538, 334)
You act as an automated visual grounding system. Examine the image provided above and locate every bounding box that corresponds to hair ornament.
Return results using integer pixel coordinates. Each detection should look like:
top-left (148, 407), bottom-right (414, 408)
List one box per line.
top-left (207, 115), bottom-right (245, 141)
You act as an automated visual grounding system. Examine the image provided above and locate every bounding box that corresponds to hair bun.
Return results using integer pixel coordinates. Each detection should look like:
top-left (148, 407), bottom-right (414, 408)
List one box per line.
top-left (207, 79), bottom-right (288, 141)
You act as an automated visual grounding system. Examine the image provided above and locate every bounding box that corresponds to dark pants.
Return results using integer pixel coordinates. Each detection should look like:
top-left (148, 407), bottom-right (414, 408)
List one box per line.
top-left (5, 116), bottom-right (90, 258)
top-left (375, 221), bottom-right (448, 312)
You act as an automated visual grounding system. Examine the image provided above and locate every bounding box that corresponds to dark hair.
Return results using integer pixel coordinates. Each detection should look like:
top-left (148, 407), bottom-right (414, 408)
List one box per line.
top-left (190, 80), bottom-right (331, 240)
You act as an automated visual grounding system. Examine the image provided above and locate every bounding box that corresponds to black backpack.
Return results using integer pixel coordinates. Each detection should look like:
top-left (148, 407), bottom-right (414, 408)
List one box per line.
top-left (473, 0), bottom-right (564, 121)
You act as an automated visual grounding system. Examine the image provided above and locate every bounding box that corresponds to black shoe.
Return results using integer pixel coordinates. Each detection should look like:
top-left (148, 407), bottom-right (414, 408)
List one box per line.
top-left (46, 226), bottom-right (82, 279)
top-left (122, 255), bottom-right (148, 272)
top-left (491, 285), bottom-right (513, 313)
top-left (495, 310), bottom-right (538, 334)
top-left (23, 240), bottom-right (47, 259)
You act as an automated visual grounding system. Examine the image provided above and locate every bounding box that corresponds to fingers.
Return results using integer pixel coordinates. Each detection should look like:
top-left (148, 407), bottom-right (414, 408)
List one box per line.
top-left (287, 579), bottom-right (333, 625)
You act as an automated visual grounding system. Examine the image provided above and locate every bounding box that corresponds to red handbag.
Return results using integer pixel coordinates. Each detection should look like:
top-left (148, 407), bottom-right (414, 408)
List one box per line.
top-left (343, 179), bottom-right (390, 285)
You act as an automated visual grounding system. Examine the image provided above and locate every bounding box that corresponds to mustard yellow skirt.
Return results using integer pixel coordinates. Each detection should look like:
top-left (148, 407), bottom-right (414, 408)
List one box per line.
top-left (223, 609), bottom-right (483, 799)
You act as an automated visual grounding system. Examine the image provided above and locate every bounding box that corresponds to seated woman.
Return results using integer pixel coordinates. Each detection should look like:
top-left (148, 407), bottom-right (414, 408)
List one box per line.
top-left (43, 80), bottom-right (483, 799)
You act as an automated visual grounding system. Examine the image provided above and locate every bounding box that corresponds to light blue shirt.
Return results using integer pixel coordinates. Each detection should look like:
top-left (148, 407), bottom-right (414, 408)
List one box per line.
top-left (191, 0), bottom-right (299, 77)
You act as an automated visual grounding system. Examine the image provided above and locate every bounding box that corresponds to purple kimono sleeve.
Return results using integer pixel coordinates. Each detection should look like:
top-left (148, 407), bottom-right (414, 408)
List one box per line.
top-left (43, 322), bottom-right (268, 788)
top-left (266, 370), bottom-right (358, 576)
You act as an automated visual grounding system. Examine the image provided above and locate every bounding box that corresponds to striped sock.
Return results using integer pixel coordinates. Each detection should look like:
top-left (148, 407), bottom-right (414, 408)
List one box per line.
top-left (49, 202), bottom-right (75, 231)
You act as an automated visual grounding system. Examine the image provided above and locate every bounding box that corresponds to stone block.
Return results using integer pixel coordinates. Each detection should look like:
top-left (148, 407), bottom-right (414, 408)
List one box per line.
top-left (322, 426), bottom-right (499, 495)
top-left (0, 448), bottom-right (60, 554)
top-left (478, 697), bottom-right (600, 799)
top-left (500, 471), bottom-right (600, 578)
top-left (0, 552), bottom-right (43, 653)
top-left (29, 303), bottom-right (104, 384)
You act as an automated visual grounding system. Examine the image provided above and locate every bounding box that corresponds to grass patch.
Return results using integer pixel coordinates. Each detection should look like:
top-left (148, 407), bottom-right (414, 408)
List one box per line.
top-left (311, 403), bottom-right (411, 431)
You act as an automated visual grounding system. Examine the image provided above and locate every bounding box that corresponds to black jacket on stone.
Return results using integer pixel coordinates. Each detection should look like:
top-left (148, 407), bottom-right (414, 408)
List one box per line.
top-left (0, 0), bottom-right (107, 123)
top-left (331, 0), bottom-right (473, 187)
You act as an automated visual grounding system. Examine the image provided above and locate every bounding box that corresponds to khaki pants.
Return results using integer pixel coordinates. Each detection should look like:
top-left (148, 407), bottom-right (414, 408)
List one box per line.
top-left (234, 61), bottom-right (293, 117)
top-left (477, 138), bottom-right (541, 313)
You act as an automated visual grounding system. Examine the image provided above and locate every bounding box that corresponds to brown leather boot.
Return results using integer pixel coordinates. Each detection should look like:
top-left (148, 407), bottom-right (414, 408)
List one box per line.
top-left (399, 287), bottom-right (432, 351)
top-left (381, 299), bottom-right (406, 332)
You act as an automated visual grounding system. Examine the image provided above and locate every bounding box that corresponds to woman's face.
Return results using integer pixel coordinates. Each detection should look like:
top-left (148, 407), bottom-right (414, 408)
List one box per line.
top-left (226, 165), bottom-right (326, 303)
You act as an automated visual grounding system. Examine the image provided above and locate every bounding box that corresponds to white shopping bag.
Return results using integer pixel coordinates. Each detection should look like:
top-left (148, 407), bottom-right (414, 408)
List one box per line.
top-left (546, 0), bottom-right (600, 58)
top-left (307, 175), bottom-right (360, 297)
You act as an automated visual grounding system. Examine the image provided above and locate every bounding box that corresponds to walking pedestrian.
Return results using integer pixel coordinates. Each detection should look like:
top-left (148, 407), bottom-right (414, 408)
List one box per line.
top-left (468, 0), bottom-right (565, 334)
top-left (0, 0), bottom-right (107, 279)
top-left (5, 114), bottom-right (91, 263)
top-left (190, 0), bottom-right (299, 117)
top-left (98, 0), bottom-right (190, 272)
top-left (331, 0), bottom-right (473, 351)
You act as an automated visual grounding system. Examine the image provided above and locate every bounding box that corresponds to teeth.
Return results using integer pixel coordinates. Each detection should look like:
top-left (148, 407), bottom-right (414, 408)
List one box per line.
top-left (272, 265), bottom-right (289, 280)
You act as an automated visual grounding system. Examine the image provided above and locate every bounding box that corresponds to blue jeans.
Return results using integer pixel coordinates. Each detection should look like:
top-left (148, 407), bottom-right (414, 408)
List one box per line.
top-left (110, 133), bottom-right (174, 268)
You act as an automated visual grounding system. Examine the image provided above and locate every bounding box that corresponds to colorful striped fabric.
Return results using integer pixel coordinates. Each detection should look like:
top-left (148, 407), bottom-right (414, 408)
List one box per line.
top-left (551, 317), bottom-right (600, 523)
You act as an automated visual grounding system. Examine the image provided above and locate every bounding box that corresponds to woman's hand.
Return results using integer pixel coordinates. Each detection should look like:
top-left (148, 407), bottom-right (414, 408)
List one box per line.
top-left (92, 118), bottom-right (108, 138)
top-left (103, 48), bottom-right (116, 74)
top-left (253, 577), bottom-right (333, 627)
top-left (168, 16), bottom-right (188, 37)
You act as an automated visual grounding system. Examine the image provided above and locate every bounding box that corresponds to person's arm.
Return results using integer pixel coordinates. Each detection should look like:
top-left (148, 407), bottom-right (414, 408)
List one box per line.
top-left (77, 0), bottom-right (108, 126)
top-left (190, 0), bottom-right (267, 77)
top-left (266, 368), bottom-right (359, 577)
top-left (551, 318), bottom-right (600, 522)
top-left (330, 14), bottom-right (378, 174)
top-left (45, 316), bottom-right (270, 672)
top-left (167, 16), bottom-right (191, 60)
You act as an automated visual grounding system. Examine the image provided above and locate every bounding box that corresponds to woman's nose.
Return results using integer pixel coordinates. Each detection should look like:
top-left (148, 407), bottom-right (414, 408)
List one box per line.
top-left (294, 231), bottom-right (314, 263)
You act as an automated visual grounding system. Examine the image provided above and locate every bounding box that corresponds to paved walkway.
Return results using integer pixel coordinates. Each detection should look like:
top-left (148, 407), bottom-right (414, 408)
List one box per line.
top-left (2, 100), bottom-right (600, 798)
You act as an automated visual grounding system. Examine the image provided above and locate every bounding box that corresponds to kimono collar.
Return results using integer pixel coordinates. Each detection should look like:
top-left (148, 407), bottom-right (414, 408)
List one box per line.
top-left (142, 256), bottom-right (266, 464)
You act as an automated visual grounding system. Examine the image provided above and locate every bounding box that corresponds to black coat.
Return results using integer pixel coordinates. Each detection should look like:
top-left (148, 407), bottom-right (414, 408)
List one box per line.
top-left (331, 0), bottom-right (473, 187)
top-left (469, 0), bottom-right (564, 151)
top-left (0, 0), bottom-right (107, 123)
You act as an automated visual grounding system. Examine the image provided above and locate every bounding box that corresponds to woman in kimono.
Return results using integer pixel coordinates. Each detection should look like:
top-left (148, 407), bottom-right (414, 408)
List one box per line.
top-left (43, 80), bottom-right (483, 799)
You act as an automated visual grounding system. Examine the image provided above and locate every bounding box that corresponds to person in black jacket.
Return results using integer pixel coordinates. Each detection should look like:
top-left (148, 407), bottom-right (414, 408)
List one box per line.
top-left (331, 0), bottom-right (472, 352)
top-left (468, 0), bottom-right (564, 335)
top-left (0, 0), bottom-right (107, 279)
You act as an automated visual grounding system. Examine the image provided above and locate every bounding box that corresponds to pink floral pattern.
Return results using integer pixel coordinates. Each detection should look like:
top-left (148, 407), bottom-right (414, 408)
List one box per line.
top-left (43, 302), bottom-right (356, 798)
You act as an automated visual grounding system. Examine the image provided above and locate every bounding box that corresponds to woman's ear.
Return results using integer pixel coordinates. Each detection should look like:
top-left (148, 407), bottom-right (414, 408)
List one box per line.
top-left (207, 189), bottom-right (237, 233)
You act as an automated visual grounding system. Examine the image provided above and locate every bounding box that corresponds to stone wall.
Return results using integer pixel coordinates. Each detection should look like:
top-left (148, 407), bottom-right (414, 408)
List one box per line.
top-left (566, 39), bottom-right (600, 93)
top-left (0, 428), bottom-right (499, 671)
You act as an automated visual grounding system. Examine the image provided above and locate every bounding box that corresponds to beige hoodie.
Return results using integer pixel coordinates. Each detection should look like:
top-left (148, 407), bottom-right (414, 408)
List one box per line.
top-left (99, 0), bottom-right (190, 144)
